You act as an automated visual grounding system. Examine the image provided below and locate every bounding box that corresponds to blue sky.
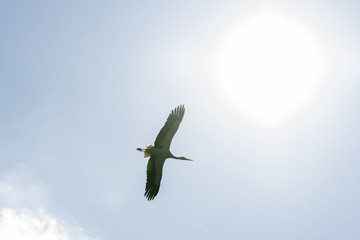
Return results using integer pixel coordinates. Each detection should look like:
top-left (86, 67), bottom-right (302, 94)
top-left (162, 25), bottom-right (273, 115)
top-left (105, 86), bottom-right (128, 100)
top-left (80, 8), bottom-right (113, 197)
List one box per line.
top-left (1, 1), bottom-right (360, 239)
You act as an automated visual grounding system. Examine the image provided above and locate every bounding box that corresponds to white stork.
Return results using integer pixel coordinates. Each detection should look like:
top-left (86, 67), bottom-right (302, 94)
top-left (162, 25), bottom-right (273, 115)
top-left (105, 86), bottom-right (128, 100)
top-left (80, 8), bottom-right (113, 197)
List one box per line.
top-left (137, 105), bottom-right (192, 200)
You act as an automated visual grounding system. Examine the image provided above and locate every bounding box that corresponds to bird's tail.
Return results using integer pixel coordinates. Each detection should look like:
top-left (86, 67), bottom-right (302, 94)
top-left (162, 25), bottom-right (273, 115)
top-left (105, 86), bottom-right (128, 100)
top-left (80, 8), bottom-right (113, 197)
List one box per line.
top-left (137, 144), bottom-right (153, 158)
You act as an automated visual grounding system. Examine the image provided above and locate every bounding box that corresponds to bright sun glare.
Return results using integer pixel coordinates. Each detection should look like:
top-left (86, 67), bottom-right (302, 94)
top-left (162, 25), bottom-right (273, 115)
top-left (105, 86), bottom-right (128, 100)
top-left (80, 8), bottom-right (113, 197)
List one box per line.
top-left (210, 7), bottom-right (329, 128)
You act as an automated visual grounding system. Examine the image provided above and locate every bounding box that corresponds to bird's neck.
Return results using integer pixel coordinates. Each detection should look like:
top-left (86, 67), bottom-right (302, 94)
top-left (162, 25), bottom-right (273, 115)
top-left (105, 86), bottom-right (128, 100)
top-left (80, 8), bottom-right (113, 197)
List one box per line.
top-left (172, 156), bottom-right (192, 161)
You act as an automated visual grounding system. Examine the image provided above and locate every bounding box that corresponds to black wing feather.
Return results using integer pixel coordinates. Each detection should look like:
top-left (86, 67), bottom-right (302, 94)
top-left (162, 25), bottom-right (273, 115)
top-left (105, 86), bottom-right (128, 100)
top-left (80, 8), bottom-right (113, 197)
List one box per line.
top-left (144, 156), bottom-right (166, 201)
top-left (154, 105), bottom-right (185, 149)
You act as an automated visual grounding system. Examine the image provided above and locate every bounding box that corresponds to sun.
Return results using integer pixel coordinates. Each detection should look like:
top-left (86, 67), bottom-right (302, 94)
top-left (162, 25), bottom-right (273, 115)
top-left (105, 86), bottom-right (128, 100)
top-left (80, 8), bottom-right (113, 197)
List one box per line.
top-left (208, 7), bottom-right (329, 128)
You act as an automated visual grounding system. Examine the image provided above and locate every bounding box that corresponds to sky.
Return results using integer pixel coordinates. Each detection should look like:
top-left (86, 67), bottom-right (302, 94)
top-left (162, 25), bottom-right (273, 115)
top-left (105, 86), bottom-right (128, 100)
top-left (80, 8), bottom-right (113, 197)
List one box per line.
top-left (1, 0), bottom-right (360, 239)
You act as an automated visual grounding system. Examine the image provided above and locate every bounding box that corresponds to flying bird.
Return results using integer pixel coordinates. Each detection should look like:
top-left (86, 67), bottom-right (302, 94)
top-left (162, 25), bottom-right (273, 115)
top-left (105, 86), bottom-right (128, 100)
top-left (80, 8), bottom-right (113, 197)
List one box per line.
top-left (137, 105), bottom-right (192, 200)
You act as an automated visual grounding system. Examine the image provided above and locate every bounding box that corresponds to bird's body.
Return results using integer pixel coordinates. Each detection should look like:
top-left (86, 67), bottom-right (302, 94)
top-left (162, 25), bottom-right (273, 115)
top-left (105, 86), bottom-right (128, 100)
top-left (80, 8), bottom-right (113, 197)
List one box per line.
top-left (137, 105), bottom-right (192, 200)
top-left (138, 144), bottom-right (172, 159)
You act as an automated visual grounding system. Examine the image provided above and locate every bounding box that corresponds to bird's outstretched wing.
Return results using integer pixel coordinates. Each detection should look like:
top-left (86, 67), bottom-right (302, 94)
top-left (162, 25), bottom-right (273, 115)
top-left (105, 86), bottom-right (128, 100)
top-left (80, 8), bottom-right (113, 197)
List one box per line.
top-left (154, 105), bottom-right (185, 149)
top-left (145, 156), bottom-right (166, 200)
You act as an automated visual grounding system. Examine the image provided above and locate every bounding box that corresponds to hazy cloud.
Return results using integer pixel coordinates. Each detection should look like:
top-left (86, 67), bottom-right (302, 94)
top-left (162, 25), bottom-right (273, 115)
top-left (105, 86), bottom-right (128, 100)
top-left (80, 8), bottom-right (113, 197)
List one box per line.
top-left (0, 165), bottom-right (47, 208)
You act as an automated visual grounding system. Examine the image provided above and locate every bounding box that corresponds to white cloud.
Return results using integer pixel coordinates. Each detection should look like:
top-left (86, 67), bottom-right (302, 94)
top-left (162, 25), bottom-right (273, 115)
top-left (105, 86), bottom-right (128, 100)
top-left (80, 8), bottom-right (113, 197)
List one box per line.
top-left (0, 166), bottom-right (99, 240)
top-left (0, 208), bottom-right (98, 240)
